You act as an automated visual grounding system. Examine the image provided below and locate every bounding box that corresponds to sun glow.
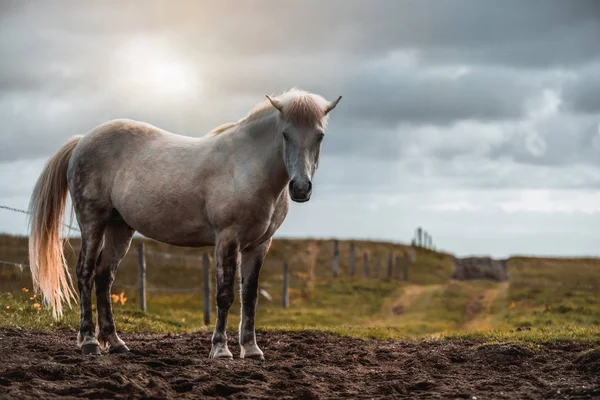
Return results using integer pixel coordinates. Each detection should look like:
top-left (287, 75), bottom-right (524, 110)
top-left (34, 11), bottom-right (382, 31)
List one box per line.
top-left (110, 37), bottom-right (201, 99)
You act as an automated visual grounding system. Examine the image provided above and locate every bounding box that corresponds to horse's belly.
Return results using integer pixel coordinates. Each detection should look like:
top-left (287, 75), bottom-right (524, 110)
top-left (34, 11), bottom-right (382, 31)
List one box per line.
top-left (137, 225), bottom-right (215, 248)
top-left (118, 204), bottom-right (214, 247)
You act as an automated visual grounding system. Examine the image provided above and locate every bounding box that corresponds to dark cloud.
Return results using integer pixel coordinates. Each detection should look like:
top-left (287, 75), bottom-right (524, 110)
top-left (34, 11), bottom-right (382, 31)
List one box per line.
top-left (102, 1), bottom-right (600, 68)
top-left (1, 0), bottom-right (600, 186)
top-left (338, 67), bottom-right (533, 127)
top-left (563, 67), bottom-right (600, 114)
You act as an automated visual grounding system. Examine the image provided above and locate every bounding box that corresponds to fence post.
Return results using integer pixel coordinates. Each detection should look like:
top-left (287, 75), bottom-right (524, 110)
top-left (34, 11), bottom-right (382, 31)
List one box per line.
top-left (282, 261), bottom-right (289, 308)
top-left (403, 251), bottom-right (409, 281)
top-left (137, 242), bottom-right (146, 312)
top-left (332, 240), bottom-right (339, 278)
top-left (395, 255), bottom-right (401, 280)
top-left (375, 258), bottom-right (381, 280)
top-left (417, 227), bottom-right (423, 247)
top-left (410, 241), bottom-right (417, 264)
top-left (387, 252), bottom-right (393, 280)
top-left (203, 253), bottom-right (210, 325)
top-left (349, 243), bottom-right (356, 277)
top-left (363, 252), bottom-right (369, 278)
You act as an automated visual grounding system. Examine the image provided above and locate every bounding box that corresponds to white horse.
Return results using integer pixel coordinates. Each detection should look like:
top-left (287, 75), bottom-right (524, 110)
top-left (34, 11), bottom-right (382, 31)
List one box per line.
top-left (27, 88), bottom-right (341, 359)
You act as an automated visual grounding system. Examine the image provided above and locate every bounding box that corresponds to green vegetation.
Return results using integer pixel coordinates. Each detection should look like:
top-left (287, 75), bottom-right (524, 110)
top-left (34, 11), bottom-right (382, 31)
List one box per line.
top-left (1, 234), bottom-right (599, 344)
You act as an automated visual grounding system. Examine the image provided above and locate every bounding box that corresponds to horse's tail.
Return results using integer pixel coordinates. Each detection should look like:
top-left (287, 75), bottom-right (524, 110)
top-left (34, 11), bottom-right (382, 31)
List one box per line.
top-left (28, 135), bottom-right (82, 319)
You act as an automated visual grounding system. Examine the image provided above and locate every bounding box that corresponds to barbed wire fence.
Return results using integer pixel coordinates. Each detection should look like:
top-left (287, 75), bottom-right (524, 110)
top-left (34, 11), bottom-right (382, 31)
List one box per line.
top-left (1, 204), bottom-right (429, 324)
top-left (0, 205), bottom-right (81, 232)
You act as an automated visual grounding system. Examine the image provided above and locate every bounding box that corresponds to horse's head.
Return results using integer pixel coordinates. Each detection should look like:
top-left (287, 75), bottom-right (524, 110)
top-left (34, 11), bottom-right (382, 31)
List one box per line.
top-left (266, 92), bottom-right (342, 203)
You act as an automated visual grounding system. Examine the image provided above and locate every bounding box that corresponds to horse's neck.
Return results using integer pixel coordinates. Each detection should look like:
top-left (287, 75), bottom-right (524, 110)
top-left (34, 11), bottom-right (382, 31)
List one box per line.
top-left (235, 115), bottom-right (289, 195)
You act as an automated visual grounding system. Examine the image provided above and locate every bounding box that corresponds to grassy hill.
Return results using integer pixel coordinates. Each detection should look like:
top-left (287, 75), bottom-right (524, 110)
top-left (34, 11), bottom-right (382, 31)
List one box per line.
top-left (1, 234), bottom-right (599, 343)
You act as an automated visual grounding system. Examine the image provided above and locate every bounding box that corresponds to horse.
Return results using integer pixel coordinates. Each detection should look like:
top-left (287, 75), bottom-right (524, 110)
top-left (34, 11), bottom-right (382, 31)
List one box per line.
top-left (27, 88), bottom-right (342, 359)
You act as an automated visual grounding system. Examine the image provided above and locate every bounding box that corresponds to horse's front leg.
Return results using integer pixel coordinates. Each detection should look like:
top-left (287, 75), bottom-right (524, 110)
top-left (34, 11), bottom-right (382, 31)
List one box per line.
top-left (239, 239), bottom-right (270, 360)
top-left (209, 234), bottom-right (240, 359)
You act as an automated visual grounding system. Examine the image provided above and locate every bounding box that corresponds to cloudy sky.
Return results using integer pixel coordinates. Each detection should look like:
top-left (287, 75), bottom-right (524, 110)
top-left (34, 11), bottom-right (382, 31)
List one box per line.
top-left (1, 1), bottom-right (600, 258)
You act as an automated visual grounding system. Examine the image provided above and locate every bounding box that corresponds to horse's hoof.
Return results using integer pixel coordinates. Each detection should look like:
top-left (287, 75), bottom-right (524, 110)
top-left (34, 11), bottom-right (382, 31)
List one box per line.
top-left (209, 346), bottom-right (233, 359)
top-left (244, 353), bottom-right (265, 361)
top-left (81, 343), bottom-right (102, 355)
top-left (240, 344), bottom-right (264, 360)
top-left (109, 344), bottom-right (130, 354)
top-left (209, 352), bottom-right (234, 359)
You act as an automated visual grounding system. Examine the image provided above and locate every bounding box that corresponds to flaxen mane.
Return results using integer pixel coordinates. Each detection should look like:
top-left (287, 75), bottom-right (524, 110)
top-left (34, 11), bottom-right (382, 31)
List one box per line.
top-left (208, 88), bottom-right (329, 136)
top-left (208, 122), bottom-right (237, 136)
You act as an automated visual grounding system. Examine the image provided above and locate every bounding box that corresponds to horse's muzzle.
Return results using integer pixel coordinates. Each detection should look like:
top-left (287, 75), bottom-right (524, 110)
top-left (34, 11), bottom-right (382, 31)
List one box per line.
top-left (289, 179), bottom-right (312, 203)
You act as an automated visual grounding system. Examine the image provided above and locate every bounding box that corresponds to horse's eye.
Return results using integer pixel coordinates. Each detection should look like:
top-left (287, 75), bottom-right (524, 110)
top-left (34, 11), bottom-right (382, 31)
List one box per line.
top-left (317, 133), bottom-right (325, 142)
top-left (282, 131), bottom-right (289, 140)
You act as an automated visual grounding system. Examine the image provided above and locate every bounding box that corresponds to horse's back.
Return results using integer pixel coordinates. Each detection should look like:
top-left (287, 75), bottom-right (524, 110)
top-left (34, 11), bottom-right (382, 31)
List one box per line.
top-left (69, 118), bottom-right (193, 170)
top-left (76, 119), bottom-right (165, 153)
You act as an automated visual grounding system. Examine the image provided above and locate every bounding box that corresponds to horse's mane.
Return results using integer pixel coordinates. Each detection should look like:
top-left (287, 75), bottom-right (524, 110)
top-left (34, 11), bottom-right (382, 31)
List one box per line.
top-left (208, 122), bottom-right (237, 136)
top-left (208, 88), bottom-right (328, 136)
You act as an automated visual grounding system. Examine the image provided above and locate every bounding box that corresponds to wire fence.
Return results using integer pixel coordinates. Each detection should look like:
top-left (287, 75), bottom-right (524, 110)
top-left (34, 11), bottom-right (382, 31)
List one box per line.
top-left (0, 242), bottom-right (416, 324)
top-left (0, 260), bottom-right (28, 271)
top-left (0, 248), bottom-right (209, 293)
top-left (1, 203), bottom-right (429, 323)
top-left (0, 205), bottom-right (81, 232)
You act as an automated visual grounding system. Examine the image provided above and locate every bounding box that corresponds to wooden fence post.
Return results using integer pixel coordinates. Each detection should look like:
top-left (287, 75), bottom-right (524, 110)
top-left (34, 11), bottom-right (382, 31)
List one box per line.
top-left (203, 253), bottom-right (210, 325)
top-left (395, 255), bottom-right (401, 280)
top-left (387, 252), bottom-right (393, 280)
top-left (375, 258), bottom-right (381, 280)
top-left (282, 261), bottom-right (289, 308)
top-left (137, 242), bottom-right (146, 312)
top-left (349, 243), bottom-right (356, 277)
top-left (332, 240), bottom-right (339, 278)
top-left (403, 251), bottom-right (409, 281)
top-left (306, 242), bottom-right (317, 299)
top-left (363, 252), bottom-right (369, 278)
top-left (417, 227), bottom-right (423, 247)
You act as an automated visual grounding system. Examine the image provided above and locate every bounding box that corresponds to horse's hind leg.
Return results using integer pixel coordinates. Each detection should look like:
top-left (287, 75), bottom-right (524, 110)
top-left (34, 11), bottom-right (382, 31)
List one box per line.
top-left (238, 239), bottom-right (270, 360)
top-left (95, 219), bottom-right (134, 353)
top-left (76, 220), bottom-right (107, 355)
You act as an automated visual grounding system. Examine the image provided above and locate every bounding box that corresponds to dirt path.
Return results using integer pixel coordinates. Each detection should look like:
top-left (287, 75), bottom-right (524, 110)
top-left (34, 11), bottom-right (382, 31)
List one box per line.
top-left (388, 284), bottom-right (438, 316)
top-left (1, 328), bottom-right (598, 399)
top-left (464, 282), bottom-right (509, 331)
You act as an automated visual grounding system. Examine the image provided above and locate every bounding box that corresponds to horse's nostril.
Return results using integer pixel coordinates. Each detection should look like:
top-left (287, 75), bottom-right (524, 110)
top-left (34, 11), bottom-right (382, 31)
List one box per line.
top-left (289, 179), bottom-right (311, 200)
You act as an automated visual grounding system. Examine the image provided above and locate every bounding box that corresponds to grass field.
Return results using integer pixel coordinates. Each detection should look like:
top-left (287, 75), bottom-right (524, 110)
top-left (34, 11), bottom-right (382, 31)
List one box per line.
top-left (1, 234), bottom-right (599, 344)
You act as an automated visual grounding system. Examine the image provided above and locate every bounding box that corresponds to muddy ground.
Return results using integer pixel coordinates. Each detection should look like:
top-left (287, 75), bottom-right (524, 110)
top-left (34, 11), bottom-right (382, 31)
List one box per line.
top-left (0, 328), bottom-right (598, 399)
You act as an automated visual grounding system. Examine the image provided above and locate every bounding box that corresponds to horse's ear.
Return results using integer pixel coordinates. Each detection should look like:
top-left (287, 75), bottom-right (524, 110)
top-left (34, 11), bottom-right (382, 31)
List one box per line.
top-left (266, 95), bottom-right (284, 113)
top-left (324, 95), bottom-right (342, 115)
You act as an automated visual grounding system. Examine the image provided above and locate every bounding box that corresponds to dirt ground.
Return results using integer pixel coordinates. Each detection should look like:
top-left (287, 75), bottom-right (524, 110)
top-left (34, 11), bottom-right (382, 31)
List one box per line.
top-left (0, 328), bottom-right (598, 399)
